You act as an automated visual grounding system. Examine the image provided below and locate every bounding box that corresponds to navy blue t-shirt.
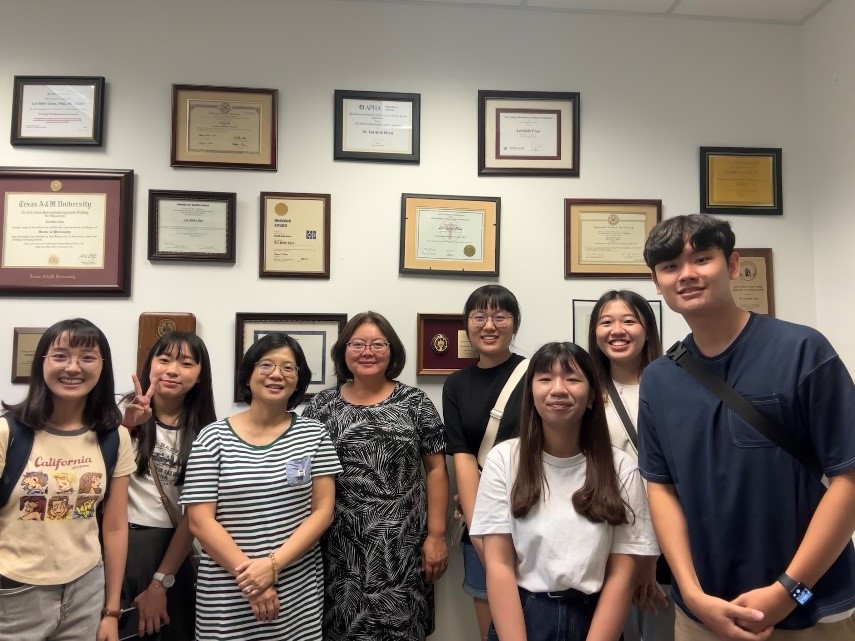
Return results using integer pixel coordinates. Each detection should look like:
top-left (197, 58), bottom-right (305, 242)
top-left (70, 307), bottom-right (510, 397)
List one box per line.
top-left (638, 313), bottom-right (855, 629)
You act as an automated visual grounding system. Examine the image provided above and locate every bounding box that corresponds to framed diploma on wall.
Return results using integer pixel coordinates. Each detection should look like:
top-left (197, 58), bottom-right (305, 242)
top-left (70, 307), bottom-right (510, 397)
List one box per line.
top-left (0, 167), bottom-right (134, 296)
top-left (400, 193), bottom-right (500, 277)
top-left (731, 248), bottom-right (775, 316)
top-left (11, 76), bottom-right (105, 146)
top-left (171, 84), bottom-right (278, 170)
top-left (259, 192), bottom-right (331, 279)
top-left (478, 90), bottom-right (580, 177)
top-left (572, 299), bottom-right (663, 354)
top-left (416, 313), bottom-right (479, 376)
top-left (148, 190), bottom-right (236, 263)
top-left (700, 147), bottom-right (783, 215)
top-left (234, 313), bottom-right (347, 402)
top-left (334, 90), bottom-right (420, 163)
top-left (564, 199), bottom-right (661, 278)
top-left (12, 327), bottom-right (46, 383)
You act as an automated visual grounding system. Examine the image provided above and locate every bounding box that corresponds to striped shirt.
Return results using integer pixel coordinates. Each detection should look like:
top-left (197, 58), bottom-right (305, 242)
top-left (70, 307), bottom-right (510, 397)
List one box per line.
top-left (180, 415), bottom-right (342, 641)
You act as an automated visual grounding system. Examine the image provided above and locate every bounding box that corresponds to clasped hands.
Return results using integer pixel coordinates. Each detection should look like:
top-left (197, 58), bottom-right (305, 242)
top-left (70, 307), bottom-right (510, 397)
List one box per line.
top-left (689, 582), bottom-right (796, 640)
top-left (235, 557), bottom-right (279, 622)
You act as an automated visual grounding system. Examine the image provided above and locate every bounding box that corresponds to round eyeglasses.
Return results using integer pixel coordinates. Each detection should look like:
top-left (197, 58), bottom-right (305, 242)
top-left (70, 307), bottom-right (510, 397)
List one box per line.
top-left (346, 340), bottom-right (390, 354)
top-left (255, 360), bottom-right (299, 377)
top-left (468, 312), bottom-right (513, 328)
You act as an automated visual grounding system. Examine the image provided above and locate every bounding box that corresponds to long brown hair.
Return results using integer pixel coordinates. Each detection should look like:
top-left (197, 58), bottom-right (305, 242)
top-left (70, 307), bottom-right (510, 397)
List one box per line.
top-left (511, 342), bottom-right (631, 525)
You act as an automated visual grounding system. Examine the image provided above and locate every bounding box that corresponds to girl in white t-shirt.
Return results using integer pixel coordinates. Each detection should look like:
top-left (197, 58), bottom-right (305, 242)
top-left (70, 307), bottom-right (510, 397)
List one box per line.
top-left (119, 331), bottom-right (216, 641)
top-left (470, 341), bottom-right (658, 641)
top-left (588, 290), bottom-right (674, 641)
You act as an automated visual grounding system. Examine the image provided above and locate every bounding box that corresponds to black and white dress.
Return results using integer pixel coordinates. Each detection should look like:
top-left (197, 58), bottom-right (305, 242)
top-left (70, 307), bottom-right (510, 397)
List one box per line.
top-left (303, 382), bottom-right (446, 641)
top-left (180, 415), bottom-right (342, 641)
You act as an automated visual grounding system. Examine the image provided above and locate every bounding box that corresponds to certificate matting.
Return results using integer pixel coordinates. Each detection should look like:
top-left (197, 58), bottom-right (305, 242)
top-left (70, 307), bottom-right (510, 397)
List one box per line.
top-left (0, 167), bottom-right (134, 296)
top-left (148, 190), bottom-right (236, 263)
top-left (171, 84), bottom-right (277, 170)
top-left (700, 147), bottom-right (783, 216)
top-left (572, 300), bottom-right (663, 354)
top-left (234, 313), bottom-right (347, 402)
top-left (334, 90), bottom-right (420, 163)
top-left (400, 194), bottom-right (500, 277)
top-left (479, 90), bottom-right (580, 177)
top-left (417, 314), bottom-right (479, 376)
top-left (260, 192), bottom-right (331, 279)
top-left (11, 76), bottom-right (105, 146)
top-left (731, 248), bottom-right (775, 316)
top-left (12, 327), bottom-right (46, 383)
top-left (565, 199), bottom-right (661, 278)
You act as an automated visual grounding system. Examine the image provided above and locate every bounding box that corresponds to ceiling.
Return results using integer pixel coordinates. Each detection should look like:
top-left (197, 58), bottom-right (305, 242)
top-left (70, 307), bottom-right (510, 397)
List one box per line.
top-left (333, 0), bottom-right (833, 25)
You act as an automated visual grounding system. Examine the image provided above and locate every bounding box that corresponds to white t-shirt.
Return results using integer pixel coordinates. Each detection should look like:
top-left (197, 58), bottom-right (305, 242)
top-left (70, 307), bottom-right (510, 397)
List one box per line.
top-left (470, 438), bottom-right (659, 594)
top-left (127, 421), bottom-right (183, 528)
top-left (605, 381), bottom-right (640, 459)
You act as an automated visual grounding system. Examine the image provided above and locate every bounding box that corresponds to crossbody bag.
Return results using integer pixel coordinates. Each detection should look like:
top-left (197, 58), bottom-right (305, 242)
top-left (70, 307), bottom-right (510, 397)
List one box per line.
top-left (604, 379), bottom-right (638, 449)
top-left (666, 341), bottom-right (824, 482)
top-left (147, 458), bottom-right (201, 574)
top-left (448, 358), bottom-right (529, 545)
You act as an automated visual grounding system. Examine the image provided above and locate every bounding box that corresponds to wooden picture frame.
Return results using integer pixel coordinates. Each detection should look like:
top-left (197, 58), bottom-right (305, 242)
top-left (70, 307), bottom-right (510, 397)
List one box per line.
top-left (731, 248), bottom-right (775, 316)
top-left (11, 76), bottom-right (105, 146)
top-left (259, 192), bottom-right (331, 278)
top-left (12, 327), bottom-right (46, 383)
top-left (416, 313), bottom-right (478, 376)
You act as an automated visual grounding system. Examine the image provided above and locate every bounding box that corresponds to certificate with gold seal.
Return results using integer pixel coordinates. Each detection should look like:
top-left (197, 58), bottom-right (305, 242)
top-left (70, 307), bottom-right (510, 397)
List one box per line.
top-left (700, 147), bottom-right (783, 215)
top-left (260, 193), bottom-right (331, 279)
top-left (730, 248), bottom-right (775, 316)
top-left (564, 199), bottom-right (661, 278)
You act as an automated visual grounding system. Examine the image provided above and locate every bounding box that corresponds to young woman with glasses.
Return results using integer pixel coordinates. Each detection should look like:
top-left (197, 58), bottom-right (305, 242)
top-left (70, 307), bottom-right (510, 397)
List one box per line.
top-left (180, 333), bottom-right (342, 641)
top-left (0, 318), bottom-right (136, 641)
top-left (118, 331), bottom-right (216, 641)
top-left (303, 311), bottom-right (449, 641)
top-left (442, 285), bottom-right (526, 641)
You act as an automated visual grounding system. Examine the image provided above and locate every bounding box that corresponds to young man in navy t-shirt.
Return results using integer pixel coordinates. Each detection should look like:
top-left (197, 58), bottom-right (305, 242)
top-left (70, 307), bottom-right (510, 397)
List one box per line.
top-left (638, 214), bottom-right (855, 640)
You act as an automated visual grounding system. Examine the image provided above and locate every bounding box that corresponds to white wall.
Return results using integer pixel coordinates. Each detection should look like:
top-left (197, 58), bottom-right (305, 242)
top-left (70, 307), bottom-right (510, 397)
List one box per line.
top-left (0, 1), bottom-right (829, 638)
top-left (803, 0), bottom-right (855, 367)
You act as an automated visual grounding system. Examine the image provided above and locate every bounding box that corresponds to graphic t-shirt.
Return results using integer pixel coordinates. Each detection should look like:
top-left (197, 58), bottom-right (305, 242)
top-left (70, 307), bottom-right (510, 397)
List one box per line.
top-left (127, 421), bottom-right (184, 527)
top-left (0, 416), bottom-right (135, 584)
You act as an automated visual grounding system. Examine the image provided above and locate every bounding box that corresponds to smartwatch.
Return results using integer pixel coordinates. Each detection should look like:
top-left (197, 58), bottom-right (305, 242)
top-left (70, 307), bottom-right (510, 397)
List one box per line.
top-left (777, 573), bottom-right (813, 606)
top-left (152, 572), bottom-right (176, 589)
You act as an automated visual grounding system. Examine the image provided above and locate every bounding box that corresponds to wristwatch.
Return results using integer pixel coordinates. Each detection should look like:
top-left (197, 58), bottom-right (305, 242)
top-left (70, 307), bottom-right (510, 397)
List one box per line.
top-left (101, 607), bottom-right (121, 619)
top-left (152, 571), bottom-right (176, 589)
top-left (778, 572), bottom-right (813, 606)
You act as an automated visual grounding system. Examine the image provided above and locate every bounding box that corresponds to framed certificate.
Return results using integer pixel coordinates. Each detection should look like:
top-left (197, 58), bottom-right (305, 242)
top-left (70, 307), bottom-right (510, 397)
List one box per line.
top-left (148, 190), bottom-right (236, 263)
top-left (731, 248), bottom-right (775, 316)
top-left (12, 327), bottom-right (46, 383)
top-left (700, 147), bottom-right (783, 216)
top-left (234, 313), bottom-right (347, 402)
top-left (259, 192), bottom-right (331, 279)
top-left (572, 299), bottom-right (663, 354)
top-left (11, 76), bottom-right (105, 146)
top-left (564, 199), bottom-right (661, 278)
top-left (171, 84), bottom-right (277, 170)
top-left (334, 90), bottom-right (420, 163)
top-left (0, 167), bottom-right (134, 296)
top-left (478, 90), bottom-right (580, 177)
top-left (416, 314), bottom-right (479, 376)
top-left (400, 194), bottom-right (500, 277)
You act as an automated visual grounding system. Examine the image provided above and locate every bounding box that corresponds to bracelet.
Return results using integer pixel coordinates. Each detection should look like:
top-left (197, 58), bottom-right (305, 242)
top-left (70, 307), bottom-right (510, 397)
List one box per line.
top-left (269, 551), bottom-right (279, 584)
top-left (101, 607), bottom-right (121, 620)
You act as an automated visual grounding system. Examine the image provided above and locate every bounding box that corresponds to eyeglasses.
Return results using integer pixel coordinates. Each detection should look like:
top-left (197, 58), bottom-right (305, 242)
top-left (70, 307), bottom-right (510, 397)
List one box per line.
top-left (468, 312), bottom-right (513, 328)
top-left (43, 353), bottom-right (103, 368)
top-left (346, 340), bottom-right (390, 353)
top-left (255, 360), bottom-right (299, 377)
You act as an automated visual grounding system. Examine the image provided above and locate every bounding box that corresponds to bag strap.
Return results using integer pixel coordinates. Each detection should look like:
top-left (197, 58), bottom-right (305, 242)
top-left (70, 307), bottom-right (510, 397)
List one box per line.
top-left (147, 457), bottom-right (181, 528)
top-left (666, 341), bottom-right (823, 480)
top-left (477, 358), bottom-right (529, 467)
top-left (605, 380), bottom-right (638, 449)
top-left (97, 427), bottom-right (120, 503)
top-left (0, 415), bottom-right (34, 508)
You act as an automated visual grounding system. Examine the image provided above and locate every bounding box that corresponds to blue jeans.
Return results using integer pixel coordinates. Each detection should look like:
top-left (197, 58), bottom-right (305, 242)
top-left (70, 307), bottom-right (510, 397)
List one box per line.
top-left (461, 539), bottom-right (488, 600)
top-left (487, 587), bottom-right (611, 641)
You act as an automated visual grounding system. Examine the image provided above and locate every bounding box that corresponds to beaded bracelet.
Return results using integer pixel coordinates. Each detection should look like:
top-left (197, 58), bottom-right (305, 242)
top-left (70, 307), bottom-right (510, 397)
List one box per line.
top-left (269, 551), bottom-right (279, 584)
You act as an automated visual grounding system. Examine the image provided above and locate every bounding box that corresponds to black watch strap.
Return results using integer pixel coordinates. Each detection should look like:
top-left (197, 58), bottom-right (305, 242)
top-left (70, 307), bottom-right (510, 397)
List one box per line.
top-left (777, 573), bottom-right (814, 606)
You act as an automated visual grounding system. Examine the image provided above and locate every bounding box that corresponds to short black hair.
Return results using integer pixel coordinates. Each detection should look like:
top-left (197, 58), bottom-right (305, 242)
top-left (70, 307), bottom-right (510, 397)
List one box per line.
top-left (237, 333), bottom-right (311, 408)
top-left (462, 285), bottom-right (521, 332)
top-left (331, 311), bottom-right (406, 382)
top-left (643, 214), bottom-right (736, 269)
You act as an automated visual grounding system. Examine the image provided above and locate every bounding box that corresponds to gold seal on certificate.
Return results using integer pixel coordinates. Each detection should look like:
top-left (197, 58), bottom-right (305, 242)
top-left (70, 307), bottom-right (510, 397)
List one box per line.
top-left (50, 180), bottom-right (62, 192)
top-left (431, 334), bottom-right (450, 355)
top-left (730, 248), bottom-right (775, 316)
top-left (260, 193), bottom-right (331, 279)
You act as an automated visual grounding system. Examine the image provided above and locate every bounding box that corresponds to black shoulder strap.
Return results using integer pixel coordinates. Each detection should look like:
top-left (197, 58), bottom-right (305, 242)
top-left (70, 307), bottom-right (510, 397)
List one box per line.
top-left (666, 341), bottom-right (823, 480)
top-left (605, 379), bottom-right (638, 449)
top-left (0, 415), bottom-right (35, 508)
top-left (97, 427), bottom-right (120, 502)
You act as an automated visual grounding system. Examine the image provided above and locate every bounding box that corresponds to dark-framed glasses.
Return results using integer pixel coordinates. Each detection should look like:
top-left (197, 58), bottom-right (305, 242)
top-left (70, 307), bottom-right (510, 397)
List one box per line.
top-left (346, 340), bottom-right (390, 353)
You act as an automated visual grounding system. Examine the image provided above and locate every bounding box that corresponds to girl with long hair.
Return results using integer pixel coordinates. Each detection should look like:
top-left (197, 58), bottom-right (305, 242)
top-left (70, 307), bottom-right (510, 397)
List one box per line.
top-left (588, 290), bottom-right (674, 641)
top-left (470, 342), bottom-right (658, 641)
top-left (0, 318), bottom-right (135, 641)
top-left (119, 330), bottom-right (216, 640)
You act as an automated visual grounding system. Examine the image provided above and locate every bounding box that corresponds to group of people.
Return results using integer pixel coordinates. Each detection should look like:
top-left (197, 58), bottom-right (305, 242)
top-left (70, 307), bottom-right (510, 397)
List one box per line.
top-left (0, 213), bottom-right (853, 641)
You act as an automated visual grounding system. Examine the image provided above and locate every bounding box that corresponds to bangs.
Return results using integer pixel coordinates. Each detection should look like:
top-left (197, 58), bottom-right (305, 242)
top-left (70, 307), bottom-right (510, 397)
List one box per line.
top-left (53, 327), bottom-right (101, 350)
top-left (155, 339), bottom-right (200, 363)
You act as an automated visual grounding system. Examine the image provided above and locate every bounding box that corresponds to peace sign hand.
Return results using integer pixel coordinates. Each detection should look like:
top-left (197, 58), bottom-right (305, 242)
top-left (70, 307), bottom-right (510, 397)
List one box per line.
top-left (122, 373), bottom-right (155, 427)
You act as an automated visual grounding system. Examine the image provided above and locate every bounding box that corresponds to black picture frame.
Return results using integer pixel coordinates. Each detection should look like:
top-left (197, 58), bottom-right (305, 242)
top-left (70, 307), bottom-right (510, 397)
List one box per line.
top-left (148, 190), bottom-right (236, 263)
top-left (334, 90), bottom-right (420, 163)
top-left (700, 146), bottom-right (783, 216)
top-left (11, 76), bottom-right (105, 146)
